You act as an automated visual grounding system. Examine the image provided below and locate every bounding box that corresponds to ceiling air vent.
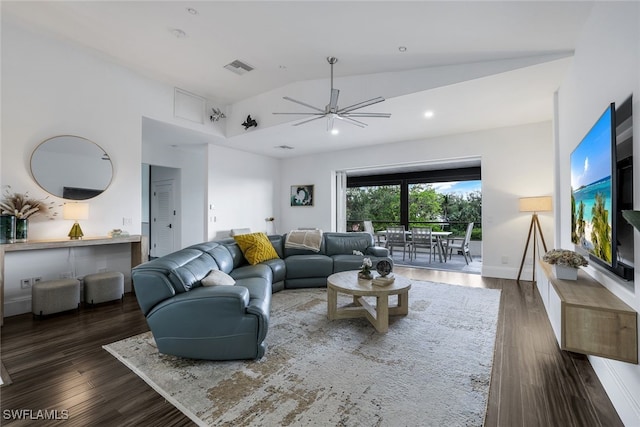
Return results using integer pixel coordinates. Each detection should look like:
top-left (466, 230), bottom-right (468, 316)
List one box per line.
top-left (224, 60), bottom-right (254, 76)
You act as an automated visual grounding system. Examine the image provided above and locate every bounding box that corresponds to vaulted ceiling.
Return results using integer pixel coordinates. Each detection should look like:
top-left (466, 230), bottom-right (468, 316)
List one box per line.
top-left (3, 1), bottom-right (595, 158)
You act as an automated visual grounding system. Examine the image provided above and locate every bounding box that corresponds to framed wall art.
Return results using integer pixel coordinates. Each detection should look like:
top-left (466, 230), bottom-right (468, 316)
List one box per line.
top-left (291, 185), bottom-right (314, 206)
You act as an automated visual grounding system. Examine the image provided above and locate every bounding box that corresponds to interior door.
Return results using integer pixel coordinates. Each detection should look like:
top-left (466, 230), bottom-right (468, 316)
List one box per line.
top-left (151, 180), bottom-right (175, 257)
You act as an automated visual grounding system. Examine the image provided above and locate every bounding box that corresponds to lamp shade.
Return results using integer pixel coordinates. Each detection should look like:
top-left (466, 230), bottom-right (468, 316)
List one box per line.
top-left (519, 196), bottom-right (552, 213)
top-left (63, 202), bottom-right (89, 220)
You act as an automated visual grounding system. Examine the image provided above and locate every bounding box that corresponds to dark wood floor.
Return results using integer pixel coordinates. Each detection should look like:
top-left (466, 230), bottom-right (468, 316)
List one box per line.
top-left (0, 268), bottom-right (623, 426)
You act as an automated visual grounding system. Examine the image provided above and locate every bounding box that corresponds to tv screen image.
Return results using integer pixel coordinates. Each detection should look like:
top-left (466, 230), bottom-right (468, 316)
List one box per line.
top-left (570, 104), bottom-right (615, 266)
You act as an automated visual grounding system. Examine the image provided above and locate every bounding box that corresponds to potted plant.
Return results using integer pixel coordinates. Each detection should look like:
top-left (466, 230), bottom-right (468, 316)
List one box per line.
top-left (0, 188), bottom-right (57, 242)
top-left (542, 249), bottom-right (588, 280)
top-left (358, 257), bottom-right (373, 280)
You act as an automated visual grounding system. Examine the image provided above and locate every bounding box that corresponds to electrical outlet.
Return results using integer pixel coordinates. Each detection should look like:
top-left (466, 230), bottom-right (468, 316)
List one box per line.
top-left (122, 217), bottom-right (133, 226)
top-left (501, 256), bottom-right (509, 264)
top-left (20, 278), bottom-right (31, 289)
top-left (32, 276), bottom-right (42, 284)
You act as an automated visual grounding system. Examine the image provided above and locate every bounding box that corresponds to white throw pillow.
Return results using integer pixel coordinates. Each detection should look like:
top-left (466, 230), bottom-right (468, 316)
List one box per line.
top-left (201, 269), bottom-right (236, 287)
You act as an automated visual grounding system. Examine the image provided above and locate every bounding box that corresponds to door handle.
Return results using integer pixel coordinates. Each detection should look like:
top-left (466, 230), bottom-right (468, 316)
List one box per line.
top-left (167, 224), bottom-right (172, 228)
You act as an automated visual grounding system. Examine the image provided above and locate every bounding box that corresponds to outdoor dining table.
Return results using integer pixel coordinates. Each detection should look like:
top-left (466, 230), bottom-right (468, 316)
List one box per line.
top-left (375, 230), bottom-right (452, 263)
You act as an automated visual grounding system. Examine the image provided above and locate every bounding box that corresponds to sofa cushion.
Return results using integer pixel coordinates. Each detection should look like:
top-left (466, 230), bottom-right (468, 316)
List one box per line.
top-left (234, 276), bottom-right (272, 304)
top-left (268, 234), bottom-right (285, 259)
top-left (188, 242), bottom-right (235, 274)
top-left (219, 239), bottom-right (247, 269)
top-left (261, 258), bottom-right (286, 285)
top-left (234, 232), bottom-right (280, 265)
top-left (285, 254), bottom-right (333, 279)
top-left (168, 252), bottom-right (217, 292)
top-left (231, 264), bottom-right (273, 282)
top-left (325, 232), bottom-right (374, 256)
top-left (332, 255), bottom-right (392, 274)
top-left (201, 269), bottom-right (236, 287)
top-left (285, 277), bottom-right (329, 289)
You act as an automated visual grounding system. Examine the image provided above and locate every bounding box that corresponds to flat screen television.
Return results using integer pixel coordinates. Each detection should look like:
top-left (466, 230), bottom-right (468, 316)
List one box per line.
top-left (570, 103), bottom-right (616, 270)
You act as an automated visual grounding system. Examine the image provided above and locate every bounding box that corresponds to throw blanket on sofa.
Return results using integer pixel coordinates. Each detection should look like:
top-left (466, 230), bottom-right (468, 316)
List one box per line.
top-left (285, 229), bottom-right (323, 252)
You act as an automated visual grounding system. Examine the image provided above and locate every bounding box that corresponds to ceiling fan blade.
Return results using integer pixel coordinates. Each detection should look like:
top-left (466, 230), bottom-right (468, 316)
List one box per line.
top-left (283, 96), bottom-right (325, 113)
top-left (342, 112), bottom-right (391, 118)
top-left (337, 96), bottom-right (385, 114)
top-left (273, 112), bottom-right (324, 116)
top-left (329, 89), bottom-right (339, 111)
top-left (292, 116), bottom-right (326, 126)
top-left (335, 115), bottom-right (367, 128)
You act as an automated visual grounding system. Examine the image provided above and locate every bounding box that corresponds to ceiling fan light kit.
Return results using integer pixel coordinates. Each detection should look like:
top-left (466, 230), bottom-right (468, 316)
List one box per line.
top-left (273, 56), bottom-right (391, 132)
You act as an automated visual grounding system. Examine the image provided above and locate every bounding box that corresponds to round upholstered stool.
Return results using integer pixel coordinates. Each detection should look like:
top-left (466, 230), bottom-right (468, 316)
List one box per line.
top-left (32, 278), bottom-right (81, 317)
top-left (83, 271), bottom-right (124, 306)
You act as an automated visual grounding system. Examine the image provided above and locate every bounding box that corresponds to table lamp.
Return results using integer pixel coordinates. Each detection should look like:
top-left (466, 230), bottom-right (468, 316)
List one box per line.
top-left (63, 202), bottom-right (89, 240)
top-left (517, 196), bottom-right (552, 283)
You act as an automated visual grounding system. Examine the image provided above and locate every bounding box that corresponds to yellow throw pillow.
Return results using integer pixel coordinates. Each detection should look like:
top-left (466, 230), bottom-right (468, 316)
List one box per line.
top-left (233, 232), bottom-right (279, 265)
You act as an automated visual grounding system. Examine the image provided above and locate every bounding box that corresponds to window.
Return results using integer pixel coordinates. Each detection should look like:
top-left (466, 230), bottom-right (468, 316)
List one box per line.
top-left (346, 167), bottom-right (481, 239)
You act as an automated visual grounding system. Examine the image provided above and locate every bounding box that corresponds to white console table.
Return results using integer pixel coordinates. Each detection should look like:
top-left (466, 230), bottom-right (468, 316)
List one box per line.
top-left (537, 260), bottom-right (637, 364)
top-left (0, 235), bottom-right (148, 325)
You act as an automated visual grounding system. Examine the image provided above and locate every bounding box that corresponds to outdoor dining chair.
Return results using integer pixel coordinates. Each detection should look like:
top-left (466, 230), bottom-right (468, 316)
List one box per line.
top-left (386, 226), bottom-right (411, 261)
top-left (410, 227), bottom-right (437, 263)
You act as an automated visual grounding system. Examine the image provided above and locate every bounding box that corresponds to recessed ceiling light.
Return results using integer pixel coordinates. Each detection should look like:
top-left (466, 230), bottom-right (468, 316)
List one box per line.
top-left (169, 28), bottom-right (187, 38)
top-left (424, 110), bottom-right (434, 118)
top-left (331, 129), bottom-right (339, 135)
top-left (398, 46), bottom-right (407, 52)
top-left (186, 7), bottom-right (199, 15)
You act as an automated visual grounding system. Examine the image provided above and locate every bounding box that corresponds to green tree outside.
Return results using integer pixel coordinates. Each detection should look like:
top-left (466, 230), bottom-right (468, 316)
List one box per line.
top-left (347, 182), bottom-right (482, 239)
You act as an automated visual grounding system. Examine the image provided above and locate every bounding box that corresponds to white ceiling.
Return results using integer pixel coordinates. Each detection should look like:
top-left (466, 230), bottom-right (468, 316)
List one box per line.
top-left (3, 1), bottom-right (595, 158)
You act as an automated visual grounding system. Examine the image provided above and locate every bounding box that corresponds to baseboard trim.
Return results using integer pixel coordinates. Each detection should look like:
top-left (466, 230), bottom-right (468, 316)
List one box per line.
top-left (589, 356), bottom-right (640, 425)
top-left (3, 296), bottom-right (32, 318)
top-left (481, 265), bottom-right (516, 280)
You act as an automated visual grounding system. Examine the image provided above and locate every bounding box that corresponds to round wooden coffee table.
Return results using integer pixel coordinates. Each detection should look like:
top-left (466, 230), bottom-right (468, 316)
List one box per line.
top-left (326, 270), bottom-right (412, 333)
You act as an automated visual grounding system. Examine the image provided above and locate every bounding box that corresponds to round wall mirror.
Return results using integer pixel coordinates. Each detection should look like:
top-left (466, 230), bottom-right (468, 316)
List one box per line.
top-left (30, 135), bottom-right (113, 200)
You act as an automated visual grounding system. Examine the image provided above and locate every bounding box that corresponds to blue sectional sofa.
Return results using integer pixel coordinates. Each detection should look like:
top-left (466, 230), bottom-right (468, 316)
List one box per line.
top-left (131, 232), bottom-right (391, 361)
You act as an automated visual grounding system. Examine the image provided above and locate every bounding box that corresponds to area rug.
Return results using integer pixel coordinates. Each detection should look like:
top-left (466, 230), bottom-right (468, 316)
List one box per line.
top-left (104, 281), bottom-right (501, 426)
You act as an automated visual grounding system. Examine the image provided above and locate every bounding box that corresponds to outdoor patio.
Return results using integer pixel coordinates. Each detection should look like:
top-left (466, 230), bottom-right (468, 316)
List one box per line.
top-left (389, 247), bottom-right (482, 275)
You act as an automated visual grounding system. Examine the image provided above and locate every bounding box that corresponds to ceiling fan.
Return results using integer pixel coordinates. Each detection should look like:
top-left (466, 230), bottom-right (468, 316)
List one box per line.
top-left (273, 56), bottom-right (391, 131)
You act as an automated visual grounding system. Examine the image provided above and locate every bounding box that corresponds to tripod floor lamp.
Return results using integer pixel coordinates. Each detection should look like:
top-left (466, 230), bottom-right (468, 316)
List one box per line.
top-left (517, 196), bottom-right (552, 283)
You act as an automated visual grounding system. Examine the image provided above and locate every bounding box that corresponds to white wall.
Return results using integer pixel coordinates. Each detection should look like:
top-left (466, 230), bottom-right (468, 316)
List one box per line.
top-left (207, 145), bottom-right (281, 239)
top-left (142, 143), bottom-right (208, 249)
top-left (280, 121), bottom-right (555, 279)
top-left (1, 20), bottom-right (145, 239)
top-left (556, 3), bottom-right (640, 424)
top-left (1, 19), bottom-right (279, 316)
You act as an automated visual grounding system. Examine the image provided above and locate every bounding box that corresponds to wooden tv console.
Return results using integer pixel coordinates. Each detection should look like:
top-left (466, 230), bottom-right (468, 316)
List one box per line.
top-left (537, 260), bottom-right (637, 364)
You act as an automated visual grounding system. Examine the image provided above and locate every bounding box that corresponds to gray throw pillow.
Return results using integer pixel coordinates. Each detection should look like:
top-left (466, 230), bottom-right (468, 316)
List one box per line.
top-left (201, 269), bottom-right (236, 287)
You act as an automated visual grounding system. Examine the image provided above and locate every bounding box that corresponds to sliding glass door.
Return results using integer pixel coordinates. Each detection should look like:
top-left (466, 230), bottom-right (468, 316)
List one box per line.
top-left (346, 184), bottom-right (401, 232)
top-left (346, 167), bottom-right (482, 239)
